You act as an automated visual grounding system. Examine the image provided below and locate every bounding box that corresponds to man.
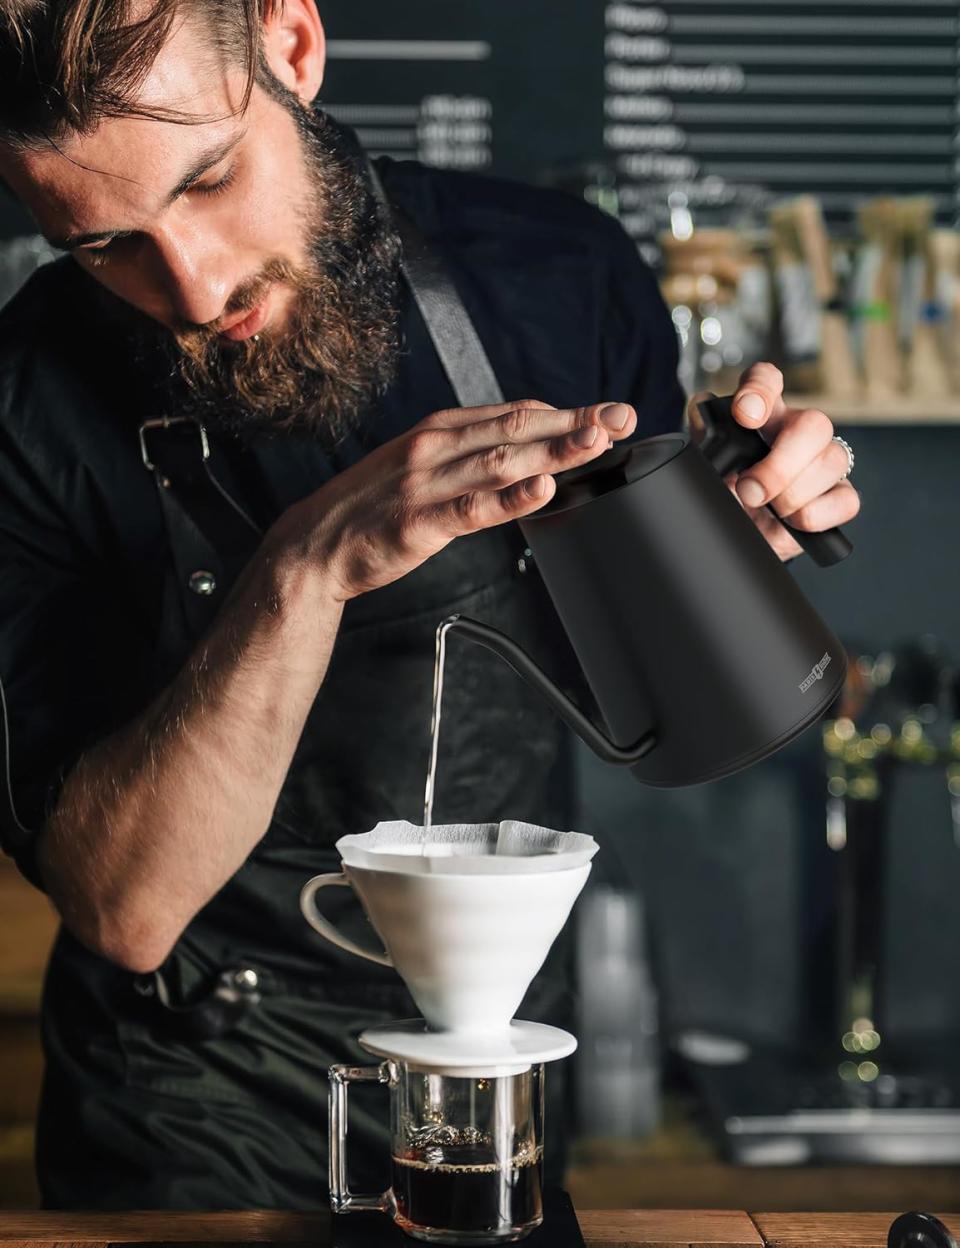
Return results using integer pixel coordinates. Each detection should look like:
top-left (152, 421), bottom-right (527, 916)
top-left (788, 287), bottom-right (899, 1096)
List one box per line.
top-left (0, 0), bottom-right (858, 1210)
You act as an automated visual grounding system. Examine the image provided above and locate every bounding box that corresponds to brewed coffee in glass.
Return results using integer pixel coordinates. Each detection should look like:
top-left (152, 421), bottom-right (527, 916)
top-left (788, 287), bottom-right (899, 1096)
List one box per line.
top-left (330, 1059), bottom-right (545, 1244)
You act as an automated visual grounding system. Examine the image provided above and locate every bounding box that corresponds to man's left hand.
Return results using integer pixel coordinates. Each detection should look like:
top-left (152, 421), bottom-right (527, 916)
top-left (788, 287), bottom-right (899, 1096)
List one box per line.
top-left (688, 362), bottom-right (860, 562)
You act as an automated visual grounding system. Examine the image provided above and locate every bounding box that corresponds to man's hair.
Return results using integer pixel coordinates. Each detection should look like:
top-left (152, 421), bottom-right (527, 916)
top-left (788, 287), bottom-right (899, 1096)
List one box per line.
top-left (0, 0), bottom-right (280, 147)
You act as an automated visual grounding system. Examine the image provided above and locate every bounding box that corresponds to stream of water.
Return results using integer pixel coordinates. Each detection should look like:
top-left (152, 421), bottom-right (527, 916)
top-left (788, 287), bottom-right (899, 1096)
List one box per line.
top-left (422, 616), bottom-right (460, 830)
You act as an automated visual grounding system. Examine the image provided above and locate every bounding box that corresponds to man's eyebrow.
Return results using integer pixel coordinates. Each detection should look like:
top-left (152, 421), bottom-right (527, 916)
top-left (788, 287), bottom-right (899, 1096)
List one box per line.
top-left (166, 129), bottom-right (245, 203)
top-left (45, 129), bottom-right (246, 251)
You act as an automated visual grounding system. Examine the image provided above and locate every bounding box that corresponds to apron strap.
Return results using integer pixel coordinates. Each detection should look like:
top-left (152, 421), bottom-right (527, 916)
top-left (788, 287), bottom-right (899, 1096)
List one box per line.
top-left (139, 417), bottom-right (263, 648)
top-left (369, 162), bottom-right (505, 409)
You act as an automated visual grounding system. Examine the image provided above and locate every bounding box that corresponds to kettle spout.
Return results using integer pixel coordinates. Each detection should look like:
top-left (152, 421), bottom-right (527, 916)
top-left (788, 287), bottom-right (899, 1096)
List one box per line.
top-left (443, 615), bottom-right (657, 767)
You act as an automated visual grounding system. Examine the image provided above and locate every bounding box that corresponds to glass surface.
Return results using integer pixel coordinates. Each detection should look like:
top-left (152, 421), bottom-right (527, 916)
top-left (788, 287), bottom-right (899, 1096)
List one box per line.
top-left (389, 1063), bottom-right (544, 1245)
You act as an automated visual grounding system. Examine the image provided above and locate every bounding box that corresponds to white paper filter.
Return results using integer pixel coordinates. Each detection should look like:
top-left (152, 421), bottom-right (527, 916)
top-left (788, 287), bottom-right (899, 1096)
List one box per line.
top-left (336, 820), bottom-right (598, 875)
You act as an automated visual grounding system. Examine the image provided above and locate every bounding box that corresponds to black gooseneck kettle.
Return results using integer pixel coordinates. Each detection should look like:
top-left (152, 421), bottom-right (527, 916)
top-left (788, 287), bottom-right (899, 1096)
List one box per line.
top-left (446, 395), bottom-right (853, 788)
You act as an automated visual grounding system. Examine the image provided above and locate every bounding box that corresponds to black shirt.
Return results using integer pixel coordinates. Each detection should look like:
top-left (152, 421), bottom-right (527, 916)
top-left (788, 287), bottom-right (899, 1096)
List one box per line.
top-left (0, 155), bottom-right (685, 1209)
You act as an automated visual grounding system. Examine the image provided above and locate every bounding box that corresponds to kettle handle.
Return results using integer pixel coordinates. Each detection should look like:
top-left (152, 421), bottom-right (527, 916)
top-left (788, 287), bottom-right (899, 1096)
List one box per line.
top-left (445, 616), bottom-right (657, 766)
top-left (696, 394), bottom-right (853, 568)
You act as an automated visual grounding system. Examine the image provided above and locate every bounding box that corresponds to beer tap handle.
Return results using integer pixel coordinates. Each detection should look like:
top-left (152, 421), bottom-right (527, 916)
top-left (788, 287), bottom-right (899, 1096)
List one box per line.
top-left (948, 764), bottom-right (960, 851)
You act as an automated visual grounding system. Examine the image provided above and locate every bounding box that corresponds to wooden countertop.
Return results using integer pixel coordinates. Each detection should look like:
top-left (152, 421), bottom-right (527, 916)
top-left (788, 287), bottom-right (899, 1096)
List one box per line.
top-left (755, 1214), bottom-right (960, 1247)
top-left (2, 1211), bottom-right (959, 1247)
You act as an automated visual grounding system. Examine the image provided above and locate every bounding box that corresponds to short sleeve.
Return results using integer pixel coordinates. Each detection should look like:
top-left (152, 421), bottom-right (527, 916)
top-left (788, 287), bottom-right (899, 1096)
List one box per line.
top-left (597, 216), bottom-right (686, 438)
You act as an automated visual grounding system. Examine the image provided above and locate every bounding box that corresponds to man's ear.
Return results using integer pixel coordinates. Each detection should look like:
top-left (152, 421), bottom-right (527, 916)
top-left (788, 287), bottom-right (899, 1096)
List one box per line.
top-left (260, 0), bottom-right (326, 103)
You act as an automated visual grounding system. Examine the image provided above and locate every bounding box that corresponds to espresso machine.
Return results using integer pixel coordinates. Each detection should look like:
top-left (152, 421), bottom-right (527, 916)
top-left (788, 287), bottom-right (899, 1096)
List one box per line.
top-left (301, 820), bottom-right (598, 1244)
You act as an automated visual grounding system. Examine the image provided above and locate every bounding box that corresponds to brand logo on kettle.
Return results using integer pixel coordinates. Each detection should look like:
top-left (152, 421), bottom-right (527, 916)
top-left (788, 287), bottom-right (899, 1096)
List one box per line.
top-left (799, 652), bottom-right (832, 693)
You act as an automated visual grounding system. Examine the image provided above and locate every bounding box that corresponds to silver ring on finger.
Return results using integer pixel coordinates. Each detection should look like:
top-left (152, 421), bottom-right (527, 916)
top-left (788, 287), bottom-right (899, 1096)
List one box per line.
top-left (832, 434), bottom-right (854, 482)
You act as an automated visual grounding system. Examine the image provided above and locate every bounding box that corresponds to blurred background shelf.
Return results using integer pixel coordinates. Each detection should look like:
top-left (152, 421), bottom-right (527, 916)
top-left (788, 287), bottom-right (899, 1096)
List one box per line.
top-left (785, 397), bottom-right (960, 426)
top-left (568, 1099), bottom-right (960, 1213)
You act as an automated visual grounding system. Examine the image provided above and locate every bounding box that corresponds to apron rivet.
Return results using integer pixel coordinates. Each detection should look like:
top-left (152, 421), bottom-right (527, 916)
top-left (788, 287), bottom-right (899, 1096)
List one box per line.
top-left (160, 476), bottom-right (172, 489)
top-left (188, 570), bottom-right (217, 596)
top-left (232, 968), bottom-right (259, 990)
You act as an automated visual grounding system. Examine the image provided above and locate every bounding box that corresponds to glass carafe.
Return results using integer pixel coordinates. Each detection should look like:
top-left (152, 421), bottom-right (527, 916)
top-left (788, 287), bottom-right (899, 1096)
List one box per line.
top-left (329, 1059), bottom-right (545, 1244)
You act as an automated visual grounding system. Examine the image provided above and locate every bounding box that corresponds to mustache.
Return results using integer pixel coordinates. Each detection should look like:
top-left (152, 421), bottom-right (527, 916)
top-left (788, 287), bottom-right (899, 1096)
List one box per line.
top-left (172, 258), bottom-right (302, 345)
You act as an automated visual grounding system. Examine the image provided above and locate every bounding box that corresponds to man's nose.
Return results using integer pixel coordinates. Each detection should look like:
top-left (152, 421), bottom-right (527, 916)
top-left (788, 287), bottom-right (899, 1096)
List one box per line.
top-left (151, 223), bottom-right (236, 328)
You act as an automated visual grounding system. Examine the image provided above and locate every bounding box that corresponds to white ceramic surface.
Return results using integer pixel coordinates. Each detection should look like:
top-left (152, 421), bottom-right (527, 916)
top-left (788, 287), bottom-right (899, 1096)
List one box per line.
top-left (300, 826), bottom-right (594, 1035)
top-left (359, 1018), bottom-right (577, 1076)
top-left (351, 859), bottom-right (590, 1033)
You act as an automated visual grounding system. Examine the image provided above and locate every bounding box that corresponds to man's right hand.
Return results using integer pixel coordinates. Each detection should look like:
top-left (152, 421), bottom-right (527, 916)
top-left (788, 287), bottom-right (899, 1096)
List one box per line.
top-left (36, 398), bottom-right (636, 972)
top-left (269, 399), bottom-right (638, 600)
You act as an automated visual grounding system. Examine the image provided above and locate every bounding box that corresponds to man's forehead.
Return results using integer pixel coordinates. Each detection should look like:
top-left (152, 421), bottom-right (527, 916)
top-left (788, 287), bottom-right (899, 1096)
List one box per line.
top-left (0, 115), bottom-right (238, 241)
top-left (0, 19), bottom-right (247, 241)
top-left (0, 14), bottom-right (243, 194)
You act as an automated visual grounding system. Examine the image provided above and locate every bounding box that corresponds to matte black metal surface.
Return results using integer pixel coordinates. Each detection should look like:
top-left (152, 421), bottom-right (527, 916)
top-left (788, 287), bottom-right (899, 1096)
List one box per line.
top-left (521, 437), bottom-right (846, 786)
top-left (889, 1213), bottom-right (959, 1248)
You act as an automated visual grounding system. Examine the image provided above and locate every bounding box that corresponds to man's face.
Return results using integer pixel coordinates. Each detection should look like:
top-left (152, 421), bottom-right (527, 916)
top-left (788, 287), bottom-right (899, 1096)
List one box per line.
top-left (0, 11), bottom-right (401, 441)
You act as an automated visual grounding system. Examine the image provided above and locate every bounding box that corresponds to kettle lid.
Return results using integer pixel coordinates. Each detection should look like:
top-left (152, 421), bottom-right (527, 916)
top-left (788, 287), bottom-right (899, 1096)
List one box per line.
top-left (542, 432), bottom-right (688, 516)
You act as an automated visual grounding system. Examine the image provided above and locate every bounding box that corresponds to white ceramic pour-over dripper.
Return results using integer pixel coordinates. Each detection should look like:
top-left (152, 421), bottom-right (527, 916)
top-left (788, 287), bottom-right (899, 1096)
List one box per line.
top-left (300, 821), bottom-right (597, 1037)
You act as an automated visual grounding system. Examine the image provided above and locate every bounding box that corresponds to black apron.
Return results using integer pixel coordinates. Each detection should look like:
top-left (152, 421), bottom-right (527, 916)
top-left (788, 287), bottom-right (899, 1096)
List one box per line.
top-left (34, 182), bottom-right (581, 1210)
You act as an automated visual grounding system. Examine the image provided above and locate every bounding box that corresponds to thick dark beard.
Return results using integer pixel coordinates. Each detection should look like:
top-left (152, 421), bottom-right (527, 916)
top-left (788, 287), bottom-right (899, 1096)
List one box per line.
top-left (157, 93), bottom-right (402, 445)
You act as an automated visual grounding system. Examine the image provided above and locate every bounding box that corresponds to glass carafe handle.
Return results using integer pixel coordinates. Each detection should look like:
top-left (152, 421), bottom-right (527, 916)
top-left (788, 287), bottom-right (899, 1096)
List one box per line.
top-left (329, 1062), bottom-right (394, 1213)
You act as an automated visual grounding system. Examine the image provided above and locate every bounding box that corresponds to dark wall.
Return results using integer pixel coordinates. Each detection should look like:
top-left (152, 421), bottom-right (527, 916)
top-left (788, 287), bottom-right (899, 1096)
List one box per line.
top-left (317, 0), bottom-right (958, 252)
top-left (4, 2), bottom-right (954, 244)
top-left (791, 426), bottom-right (960, 644)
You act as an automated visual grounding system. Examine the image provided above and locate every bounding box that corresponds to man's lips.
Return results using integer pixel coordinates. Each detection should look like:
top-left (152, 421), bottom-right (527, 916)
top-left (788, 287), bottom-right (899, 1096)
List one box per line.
top-left (218, 293), bottom-right (270, 342)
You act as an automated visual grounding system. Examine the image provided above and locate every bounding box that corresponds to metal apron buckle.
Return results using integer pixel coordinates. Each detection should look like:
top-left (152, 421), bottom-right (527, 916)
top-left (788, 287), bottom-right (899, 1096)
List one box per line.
top-left (133, 964), bottom-right (263, 1041)
top-left (139, 416), bottom-right (210, 474)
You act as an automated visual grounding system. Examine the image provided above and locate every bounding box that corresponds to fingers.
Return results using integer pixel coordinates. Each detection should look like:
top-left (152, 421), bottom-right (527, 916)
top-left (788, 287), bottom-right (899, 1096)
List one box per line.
top-left (417, 399), bottom-right (635, 447)
top-left (408, 396), bottom-right (638, 540)
top-left (780, 481), bottom-right (861, 533)
top-left (403, 401), bottom-right (635, 500)
top-left (735, 408), bottom-right (833, 509)
top-left (764, 437), bottom-right (853, 519)
top-left (431, 423), bottom-right (606, 501)
top-left (429, 401), bottom-right (634, 466)
top-left (685, 389), bottom-right (712, 436)
top-left (747, 506), bottom-right (805, 562)
top-left (746, 482), bottom-right (859, 562)
top-left (448, 401), bottom-right (635, 459)
top-left (732, 363), bottom-right (785, 428)
top-left (416, 399), bottom-right (557, 431)
top-left (430, 473), bottom-right (561, 537)
top-left (434, 403), bottom-right (634, 495)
